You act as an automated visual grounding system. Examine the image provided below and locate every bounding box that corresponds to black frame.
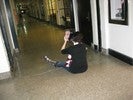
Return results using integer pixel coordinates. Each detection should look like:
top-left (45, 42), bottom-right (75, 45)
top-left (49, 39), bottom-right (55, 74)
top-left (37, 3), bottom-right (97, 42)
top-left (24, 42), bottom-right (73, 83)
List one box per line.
top-left (96, 0), bottom-right (101, 51)
top-left (5, 0), bottom-right (19, 48)
top-left (108, 0), bottom-right (128, 25)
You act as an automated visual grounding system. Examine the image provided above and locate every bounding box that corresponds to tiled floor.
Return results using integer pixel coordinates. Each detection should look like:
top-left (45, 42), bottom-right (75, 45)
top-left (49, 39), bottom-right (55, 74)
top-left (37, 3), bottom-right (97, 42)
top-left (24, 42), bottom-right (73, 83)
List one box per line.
top-left (0, 16), bottom-right (133, 100)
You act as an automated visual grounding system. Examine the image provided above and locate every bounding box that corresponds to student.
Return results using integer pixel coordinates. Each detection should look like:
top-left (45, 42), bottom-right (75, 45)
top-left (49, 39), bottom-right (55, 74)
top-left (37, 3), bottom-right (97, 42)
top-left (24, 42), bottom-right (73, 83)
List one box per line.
top-left (44, 31), bottom-right (88, 74)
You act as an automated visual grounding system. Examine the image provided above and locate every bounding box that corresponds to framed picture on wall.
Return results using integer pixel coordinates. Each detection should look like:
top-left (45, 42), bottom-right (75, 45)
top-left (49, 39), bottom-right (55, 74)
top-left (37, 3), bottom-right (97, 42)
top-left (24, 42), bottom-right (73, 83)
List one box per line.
top-left (108, 0), bottom-right (128, 25)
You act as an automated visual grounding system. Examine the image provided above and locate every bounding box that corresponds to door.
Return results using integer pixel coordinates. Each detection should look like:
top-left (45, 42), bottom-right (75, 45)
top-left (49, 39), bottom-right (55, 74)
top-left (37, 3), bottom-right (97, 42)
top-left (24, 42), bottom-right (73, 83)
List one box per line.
top-left (77, 0), bottom-right (93, 45)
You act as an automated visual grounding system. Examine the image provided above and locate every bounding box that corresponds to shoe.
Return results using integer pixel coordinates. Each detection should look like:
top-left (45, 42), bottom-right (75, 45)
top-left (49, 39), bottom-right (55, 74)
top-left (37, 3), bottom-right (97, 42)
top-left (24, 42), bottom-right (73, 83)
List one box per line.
top-left (44, 56), bottom-right (50, 61)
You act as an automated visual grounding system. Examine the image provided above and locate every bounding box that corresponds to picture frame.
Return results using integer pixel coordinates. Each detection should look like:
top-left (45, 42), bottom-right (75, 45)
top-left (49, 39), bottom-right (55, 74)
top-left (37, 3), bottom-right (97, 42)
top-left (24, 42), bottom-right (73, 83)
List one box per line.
top-left (108, 0), bottom-right (128, 25)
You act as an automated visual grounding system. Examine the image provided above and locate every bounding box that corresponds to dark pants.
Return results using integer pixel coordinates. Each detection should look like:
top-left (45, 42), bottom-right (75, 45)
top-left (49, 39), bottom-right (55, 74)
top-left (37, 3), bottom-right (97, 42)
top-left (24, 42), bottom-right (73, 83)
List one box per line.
top-left (55, 61), bottom-right (70, 71)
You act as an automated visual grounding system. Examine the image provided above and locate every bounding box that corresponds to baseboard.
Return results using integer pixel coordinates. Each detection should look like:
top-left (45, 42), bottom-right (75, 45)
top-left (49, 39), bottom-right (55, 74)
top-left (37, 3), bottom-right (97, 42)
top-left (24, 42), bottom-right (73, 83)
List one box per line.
top-left (91, 43), bottom-right (99, 51)
top-left (94, 45), bottom-right (98, 51)
top-left (101, 48), bottom-right (109, 55)
top-left (0, 71), bottom-right (11, 80)
top-left (109, 49), bottom-right (133, 65)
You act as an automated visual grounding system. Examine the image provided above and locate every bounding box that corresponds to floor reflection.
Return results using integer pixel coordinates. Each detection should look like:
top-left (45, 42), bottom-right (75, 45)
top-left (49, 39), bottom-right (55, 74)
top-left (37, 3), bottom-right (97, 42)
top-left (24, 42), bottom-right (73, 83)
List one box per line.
top-left (16, 15), bottom-right (65, 77)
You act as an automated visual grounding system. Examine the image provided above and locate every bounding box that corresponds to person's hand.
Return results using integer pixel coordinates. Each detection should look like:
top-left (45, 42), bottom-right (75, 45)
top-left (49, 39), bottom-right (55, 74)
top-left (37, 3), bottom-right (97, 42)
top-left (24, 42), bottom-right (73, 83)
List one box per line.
top-left (64, 36), bottom-right (69, 42)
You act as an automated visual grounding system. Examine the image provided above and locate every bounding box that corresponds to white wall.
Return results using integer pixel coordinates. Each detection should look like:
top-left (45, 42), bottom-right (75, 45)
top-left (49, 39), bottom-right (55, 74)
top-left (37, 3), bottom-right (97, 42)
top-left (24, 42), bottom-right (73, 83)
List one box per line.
top-left (0, 28), bottom-right (10, 73)
top-left (91, 0), bottom-right (133, 58)
top-left (108, 0), bottom-right (133, 58)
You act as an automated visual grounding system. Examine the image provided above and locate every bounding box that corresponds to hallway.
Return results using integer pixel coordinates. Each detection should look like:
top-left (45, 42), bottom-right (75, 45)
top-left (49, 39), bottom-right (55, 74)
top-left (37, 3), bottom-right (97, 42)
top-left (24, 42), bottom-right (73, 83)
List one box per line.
top-left (0, 17), bottom-right (133, 100)
top-left (16, 16), bottom-right (66, 76)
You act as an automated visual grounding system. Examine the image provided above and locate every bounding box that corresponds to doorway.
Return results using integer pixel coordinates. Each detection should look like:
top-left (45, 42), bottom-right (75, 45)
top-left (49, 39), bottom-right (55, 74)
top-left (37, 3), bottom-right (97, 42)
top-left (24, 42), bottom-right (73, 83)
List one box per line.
top-left (77, 0), bottom-right (93, 45)
top-left (62, 0), bottom-right (74, 28)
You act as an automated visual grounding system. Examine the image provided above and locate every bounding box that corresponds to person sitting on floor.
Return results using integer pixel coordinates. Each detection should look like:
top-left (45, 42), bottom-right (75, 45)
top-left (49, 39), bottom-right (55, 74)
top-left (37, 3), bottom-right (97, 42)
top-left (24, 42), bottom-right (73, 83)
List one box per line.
top-left (43, 30), bottom-right (88, 74)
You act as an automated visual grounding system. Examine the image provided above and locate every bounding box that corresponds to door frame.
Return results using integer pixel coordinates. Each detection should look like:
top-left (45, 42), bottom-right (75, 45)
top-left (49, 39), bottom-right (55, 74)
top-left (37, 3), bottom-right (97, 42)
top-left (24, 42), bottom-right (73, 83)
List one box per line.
top-left (96, 0), bottom-right (102, 51)
top-left (5, 0), bottom-right (19, 49)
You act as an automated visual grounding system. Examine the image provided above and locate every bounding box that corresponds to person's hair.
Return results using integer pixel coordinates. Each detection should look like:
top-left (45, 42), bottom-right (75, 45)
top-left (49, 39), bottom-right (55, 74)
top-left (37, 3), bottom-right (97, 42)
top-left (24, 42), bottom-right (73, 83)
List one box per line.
top-left (71, 32), bottom-right (83, 43)
top-left (65, 29), bottom-right (70, 32)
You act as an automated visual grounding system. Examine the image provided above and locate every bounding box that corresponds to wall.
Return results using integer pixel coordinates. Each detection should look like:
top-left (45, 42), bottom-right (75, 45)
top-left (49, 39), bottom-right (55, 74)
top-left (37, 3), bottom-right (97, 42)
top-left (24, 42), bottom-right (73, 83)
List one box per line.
top-left (108, 0), bottom-right (133, 58)
top-left (56, 0), bottom-right (65, 26)
top-left (97, 0), bottom-right (133, 59)
top-left (0, 28), bottom-right (10, 73)
top-left (2, 0), bottom-right (15, 54)
top-left (43, 0), bottom-right (50, 21)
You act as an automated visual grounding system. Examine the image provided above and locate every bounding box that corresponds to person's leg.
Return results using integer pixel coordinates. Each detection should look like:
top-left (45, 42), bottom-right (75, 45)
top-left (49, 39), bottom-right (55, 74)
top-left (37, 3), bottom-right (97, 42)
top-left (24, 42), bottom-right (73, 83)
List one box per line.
top-left (54, 61), bottom-right (65, 67)
top-left (43, 56), bottom-right (69, 71)
top-left (55, 61), bottom-right (70, 71)
top-left (43, 56), bottom-right (57, 65)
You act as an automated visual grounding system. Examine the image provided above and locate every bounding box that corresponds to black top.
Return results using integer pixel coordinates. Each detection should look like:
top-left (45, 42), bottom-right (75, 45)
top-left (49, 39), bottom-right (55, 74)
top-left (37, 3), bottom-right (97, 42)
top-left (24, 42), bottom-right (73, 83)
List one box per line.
top-left (61, 43), bottom-right (88, 73)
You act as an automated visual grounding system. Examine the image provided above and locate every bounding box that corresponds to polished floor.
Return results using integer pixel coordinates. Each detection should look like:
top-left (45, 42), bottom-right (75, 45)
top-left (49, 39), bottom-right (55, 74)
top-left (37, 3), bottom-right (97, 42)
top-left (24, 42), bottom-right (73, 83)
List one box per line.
top-left (0, 16), bottom-right (133, 100)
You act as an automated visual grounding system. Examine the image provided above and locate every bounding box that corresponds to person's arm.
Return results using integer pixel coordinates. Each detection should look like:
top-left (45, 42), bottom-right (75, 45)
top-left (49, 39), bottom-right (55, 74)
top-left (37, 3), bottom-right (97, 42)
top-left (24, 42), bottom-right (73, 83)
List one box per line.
top-left (61, 37), bottom-right (68, 50)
